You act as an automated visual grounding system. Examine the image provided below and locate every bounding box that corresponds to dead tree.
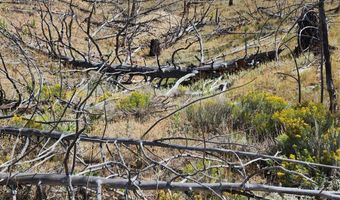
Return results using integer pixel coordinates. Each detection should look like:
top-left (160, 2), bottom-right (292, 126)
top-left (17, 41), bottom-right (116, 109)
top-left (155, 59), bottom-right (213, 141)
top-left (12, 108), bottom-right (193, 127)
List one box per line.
top-left (0, 1), bottom-right (339, 199)
top-left (319, 0), bottom-right (337, 112)
top-left (149, 39), bottom-right (161, 57)
top-left (296, 5), bottom-right (319, 54)
top-left (229, 0), bottom-right (233, 6)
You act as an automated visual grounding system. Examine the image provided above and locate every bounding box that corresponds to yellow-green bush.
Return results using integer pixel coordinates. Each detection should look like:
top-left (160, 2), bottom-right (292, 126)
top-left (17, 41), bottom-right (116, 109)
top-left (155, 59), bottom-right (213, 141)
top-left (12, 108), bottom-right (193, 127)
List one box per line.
top-left (97, 91), bottom-right (113, 102)
top-left (157, 190), bottom-right (180, 200)
top-left (9, 114), bottom-right (42, 129)
top-left (232, 92), bottom-right (288, 141)
top-left (228, 93), bottom-right (338, 187)
top-left (0, 19), bottom-right (7, 29)
top-left (186, 99), bottom-right (232, 133)
top-left (273, 102), bottom-right (339, 187)
top-left (183, 91), bottom-right (338, 188)
top-left (8, 104), bottom-right (77, 132)
top-left (116, 91), bottom-right (151, 113)
top-left (40, 84), bottom-right (63, 100)
top-left (273, 102), bottom-right (337, 163)
top-left (185, 92), bottom-right (288, 137)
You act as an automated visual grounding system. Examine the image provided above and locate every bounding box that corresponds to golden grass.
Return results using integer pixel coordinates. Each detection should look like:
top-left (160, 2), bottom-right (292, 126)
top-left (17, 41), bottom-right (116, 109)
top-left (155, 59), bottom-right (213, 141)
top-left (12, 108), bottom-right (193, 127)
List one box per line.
top-left (0, 0), bottom-right (339, 141)
top-left (1, 3), bottom-right (340, 199)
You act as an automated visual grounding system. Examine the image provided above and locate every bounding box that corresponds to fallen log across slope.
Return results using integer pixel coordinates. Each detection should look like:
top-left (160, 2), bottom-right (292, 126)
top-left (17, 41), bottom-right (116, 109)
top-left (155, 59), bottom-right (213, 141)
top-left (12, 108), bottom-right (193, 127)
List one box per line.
top-left (0, 173), bottom-right (339, 199)
top-left (0, 27), bottom-right (282, 85)
top-left (61, 49), bottom-right (283, 85)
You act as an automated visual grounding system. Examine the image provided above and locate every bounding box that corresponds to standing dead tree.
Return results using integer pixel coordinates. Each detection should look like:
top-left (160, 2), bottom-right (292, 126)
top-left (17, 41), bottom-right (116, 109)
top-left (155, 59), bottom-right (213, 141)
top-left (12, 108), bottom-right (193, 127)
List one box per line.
top-left (318, 0), bottom-right (337, 112)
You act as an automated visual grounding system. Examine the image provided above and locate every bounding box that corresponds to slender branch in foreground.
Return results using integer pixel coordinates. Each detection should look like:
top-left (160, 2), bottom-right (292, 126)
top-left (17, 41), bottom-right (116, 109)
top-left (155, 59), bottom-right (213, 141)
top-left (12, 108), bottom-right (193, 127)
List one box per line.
top-left (0, 127), bottom-right (339, 170)
top-left (141, 78), bottom-right (256, 139)
top-left (0, 173), bottom-right (339, 199)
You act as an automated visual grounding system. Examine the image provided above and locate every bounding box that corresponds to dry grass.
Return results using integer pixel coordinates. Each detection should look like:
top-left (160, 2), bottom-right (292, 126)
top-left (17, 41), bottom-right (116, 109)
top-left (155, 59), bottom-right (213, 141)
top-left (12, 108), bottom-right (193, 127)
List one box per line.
top-left (0, 3), bottom-right (339, 199)
top-left (0, 0), bottom-right (339, 140)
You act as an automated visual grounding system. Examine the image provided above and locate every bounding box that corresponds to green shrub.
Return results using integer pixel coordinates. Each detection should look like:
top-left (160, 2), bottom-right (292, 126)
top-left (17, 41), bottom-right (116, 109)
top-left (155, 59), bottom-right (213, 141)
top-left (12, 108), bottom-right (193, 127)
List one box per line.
top-left (0, 19), bottom-right (6, 29)
top-left (228, 92), bottom-right (339, 187)
top-left (273, 102), bottom-right (339, 187)
top-left (157, 190), bottom-right (180, 200)
top-left (232, 92), bottom-right (288, 142)
top-left (186, 99), bottom-right (232, 133)
top-left (9, 115), bottom-right (42, 129)
top-left (116, 91), bottom-right (151, 114)
top-left (97, 91), bottom-right (113, 103)
top-left (183, 91), bottom-right (339, 188)
top-left (273, 102), bottom-right (337, 163)
top-left (40, 84), bottom-right (63, 100)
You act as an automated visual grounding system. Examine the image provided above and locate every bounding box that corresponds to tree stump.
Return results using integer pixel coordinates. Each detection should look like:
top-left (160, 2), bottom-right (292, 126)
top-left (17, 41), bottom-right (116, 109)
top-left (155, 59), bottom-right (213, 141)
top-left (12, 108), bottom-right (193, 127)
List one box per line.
top-left (296, 6), bottom-right (319, 53)
top-left (149, 39), bottom-right (161, 57)
top-left (229, 0), bottom-right (233, 6)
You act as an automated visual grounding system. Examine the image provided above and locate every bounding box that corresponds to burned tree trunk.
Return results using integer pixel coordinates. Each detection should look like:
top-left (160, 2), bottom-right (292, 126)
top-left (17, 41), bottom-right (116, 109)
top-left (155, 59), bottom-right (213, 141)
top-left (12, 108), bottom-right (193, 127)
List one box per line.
top-left (296, 5), bottom-right (319, 54)
top-left (149, 39), bottom-right (161, 57)
top-left (229, 0), bottom-right (233, 6)
top-left (319, 0), bottom-right (337, 112)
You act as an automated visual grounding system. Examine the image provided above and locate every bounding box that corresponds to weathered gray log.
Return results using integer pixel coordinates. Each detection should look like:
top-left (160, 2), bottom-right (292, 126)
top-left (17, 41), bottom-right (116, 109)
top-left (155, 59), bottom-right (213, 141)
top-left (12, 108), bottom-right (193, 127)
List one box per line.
top-left (0, 126), bottom-right (339, 170)
top-left (1, 25), bottom-right (281, 85)
top-left (0, 173), bottom-right (339, 199)
top-left (60, 49), bottom-right (283, 84)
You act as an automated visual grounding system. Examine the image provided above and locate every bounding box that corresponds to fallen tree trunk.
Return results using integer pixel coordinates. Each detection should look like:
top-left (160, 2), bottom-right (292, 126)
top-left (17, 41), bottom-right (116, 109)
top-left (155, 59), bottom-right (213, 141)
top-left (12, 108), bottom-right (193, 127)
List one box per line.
top-left (0, 173), bottom-right (339, 199)
top-left (61, 49), bottom-right (283, 85)
top-left (0, 27), bottom-right (282, 86)
top-left (1, 127), bottom-right (339, 170)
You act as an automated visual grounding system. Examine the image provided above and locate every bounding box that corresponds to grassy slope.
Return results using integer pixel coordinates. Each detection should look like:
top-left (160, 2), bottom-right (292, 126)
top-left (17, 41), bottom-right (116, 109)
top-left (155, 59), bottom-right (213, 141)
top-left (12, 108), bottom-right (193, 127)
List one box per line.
top-left (0, 0), bottom-right (339, 139)
top-left (0, 2), bottom-right (339, 199)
